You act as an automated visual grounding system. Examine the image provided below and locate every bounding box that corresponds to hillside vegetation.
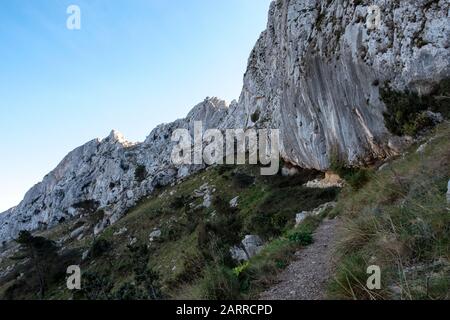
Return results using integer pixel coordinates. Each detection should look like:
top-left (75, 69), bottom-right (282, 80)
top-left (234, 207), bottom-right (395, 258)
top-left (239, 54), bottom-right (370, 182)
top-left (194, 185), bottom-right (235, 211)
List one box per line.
top-left (329, 122), bottom-right (450, 300)
top-left (0, 122), bottom-right (448, 300)
top-left (0, 163), bottom-right (338, 299)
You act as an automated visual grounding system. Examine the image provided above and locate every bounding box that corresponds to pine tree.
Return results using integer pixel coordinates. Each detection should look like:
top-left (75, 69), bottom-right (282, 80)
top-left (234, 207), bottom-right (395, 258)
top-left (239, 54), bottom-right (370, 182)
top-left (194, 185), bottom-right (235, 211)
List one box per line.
top-left (12, 230), bottom-right (59, 299)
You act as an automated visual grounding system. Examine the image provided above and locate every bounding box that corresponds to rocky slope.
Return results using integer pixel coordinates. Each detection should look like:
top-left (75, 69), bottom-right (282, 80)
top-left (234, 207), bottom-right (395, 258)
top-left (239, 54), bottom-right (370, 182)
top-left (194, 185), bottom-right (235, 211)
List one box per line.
top-left (1, 0), bottom-right (449, 245)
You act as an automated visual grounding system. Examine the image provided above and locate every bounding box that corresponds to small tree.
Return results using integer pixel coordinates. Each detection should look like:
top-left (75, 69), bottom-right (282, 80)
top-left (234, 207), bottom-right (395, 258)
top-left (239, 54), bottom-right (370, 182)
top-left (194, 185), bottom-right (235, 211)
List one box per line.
top-left (12, 230), bottom-right (59, 299)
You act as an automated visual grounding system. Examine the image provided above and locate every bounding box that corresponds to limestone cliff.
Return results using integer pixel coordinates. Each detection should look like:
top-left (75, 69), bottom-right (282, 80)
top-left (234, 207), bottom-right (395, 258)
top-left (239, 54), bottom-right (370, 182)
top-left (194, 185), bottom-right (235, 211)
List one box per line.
top-left (1, 0), bottom-right (449, 245)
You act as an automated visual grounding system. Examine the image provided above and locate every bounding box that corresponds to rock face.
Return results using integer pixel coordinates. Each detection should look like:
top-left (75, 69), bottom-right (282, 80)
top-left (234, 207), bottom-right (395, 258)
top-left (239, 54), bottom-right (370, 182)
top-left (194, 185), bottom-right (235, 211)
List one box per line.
top-left (236, 0), bottom-right (449, 170)
top-left (1, 0), bottom-right (449, 245)
top-left (230, 235), bottom-right (265, 262)
top-left (0, 99), bottom-right (228, 245)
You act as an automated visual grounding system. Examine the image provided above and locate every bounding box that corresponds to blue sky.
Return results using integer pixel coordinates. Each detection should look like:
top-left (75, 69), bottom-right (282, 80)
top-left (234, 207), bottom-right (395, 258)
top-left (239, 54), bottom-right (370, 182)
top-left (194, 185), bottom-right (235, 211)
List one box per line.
top-left (0, 0), bottom-right (272, 212)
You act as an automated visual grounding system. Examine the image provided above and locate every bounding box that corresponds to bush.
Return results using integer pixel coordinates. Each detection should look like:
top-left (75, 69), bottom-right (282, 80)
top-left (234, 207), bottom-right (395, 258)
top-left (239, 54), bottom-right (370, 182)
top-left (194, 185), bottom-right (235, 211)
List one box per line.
top-left (171, 253), bottom-right (206, 286)
top-left (197, 196), bottom-right (242, 263)
top-left (247, 186), bottom-right (338, 239)
top-left (248, 209), bottom-right (288, 239)
top-left (125, 244), bottom-right (164, 300)
top-left (345, 169), bottom-right (371, 190)
top-left (288, 231), bottom-right (313, 246)
top-left (381, 79), bottom-right (450, 136)
top-left (199, 266), bottom-right (241, 300)
top-left (134, 165), bottom-right (148, 183)
top-left (330, 150), bottom-right (371, 190)
top-left (90, 238), bottom-right (111, 259)
top-left (232, 172), bottom-right (255, 189)
top-left (79, 271), bottom-right (114, 300)
top-left (170, 195), bottom-right (188, 210)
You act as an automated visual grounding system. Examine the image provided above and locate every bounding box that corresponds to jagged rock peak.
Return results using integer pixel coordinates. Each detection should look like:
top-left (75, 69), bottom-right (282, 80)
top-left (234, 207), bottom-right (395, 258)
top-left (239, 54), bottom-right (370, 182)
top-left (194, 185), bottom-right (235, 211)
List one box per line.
top-left (104, 130), bottom-right (136, 147)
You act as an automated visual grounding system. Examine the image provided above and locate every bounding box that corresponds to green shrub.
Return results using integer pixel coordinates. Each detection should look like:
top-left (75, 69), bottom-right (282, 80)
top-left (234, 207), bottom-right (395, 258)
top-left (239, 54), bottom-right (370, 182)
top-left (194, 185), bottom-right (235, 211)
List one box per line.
top-left (247, 186), bottom-right (338, 239)
top-left (90, 238), bottom-right (111, 259)
top-left (232, 261), bottom-right (250, 277)
top-left (197, 196), bottom-right (243, 263)
top-left (79, 271), bottom-right (114, 300)
top-left (250, 109), bottom-right (260, 123)
top-left (171, 253), bottom-right (206, 286)
top-left (232, 172), bottom-right (255, 189)
top-left (330, 150), bottom-right (371, 190)
top-left (345, 169), bottom-right (371, 190)
top-left (134, 165), bottom-right (148, 183)
top-left (288, 230), bottom-right (313, 246)
top-left (170, 195), bottom-right (188, 210)
top-left (199, 265), bottom-right (241, 300)
top-left (381, 79), bottom-right (450, 136)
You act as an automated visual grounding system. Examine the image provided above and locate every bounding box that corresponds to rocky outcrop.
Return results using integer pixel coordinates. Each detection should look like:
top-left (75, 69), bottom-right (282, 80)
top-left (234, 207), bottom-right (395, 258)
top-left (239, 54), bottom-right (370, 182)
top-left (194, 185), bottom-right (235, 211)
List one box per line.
top-left (230, 235), bottom-right (265, 262)
top-left (0, 98), bottom-right (228, 245)
top-left (1, 0), bottom-right (449, 245)
top-left (236, 0), bottom-right (449, 170)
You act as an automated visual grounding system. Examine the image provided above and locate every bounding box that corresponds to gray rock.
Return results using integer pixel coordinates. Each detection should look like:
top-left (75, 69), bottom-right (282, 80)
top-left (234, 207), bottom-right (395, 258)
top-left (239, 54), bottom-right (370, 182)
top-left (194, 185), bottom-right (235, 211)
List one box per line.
top-left (149, 229), bottom-right (161, 242)
top-left (388, 136), bottom-right (413, 154)
top-left (129, 237), bottom-right (137, 246)
top-left (416, 142), bottom-right (428, 154)
top-left (82, 250), bottom-right (90, 261)
top-left (229, 196), bottom-right (239, 208)
top-left (423, 111), bottom-right (444, 125)
top-left (378, 163), bottom-right (389, 171)
top-left (193, 183), bottom-right (213, 209)
top-left (70, 226), bottom-right (86, 240)
top-left (94, 219), bottom-right (108, 236)
top-left (447, 180), bottom-right (450, 204)
top-left (295, 212), bottom-right (308, 226)
top-left (230, 235), bottom-right (264, 262)
top-left (230, 246), bottom-right (248, 262)
top-left (202, 193), bottom-right (212, 209)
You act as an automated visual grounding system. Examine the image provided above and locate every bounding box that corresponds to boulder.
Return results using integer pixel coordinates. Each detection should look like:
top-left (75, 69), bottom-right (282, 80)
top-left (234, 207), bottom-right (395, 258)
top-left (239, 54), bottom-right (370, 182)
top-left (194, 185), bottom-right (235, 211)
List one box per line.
top-left (149, 229), bottom-right (162, 242)
top-left (230, 235), bottom-right (264, 262)
top-left (70, 226), bottom-right (86, 240)
top-left (229, 197), bottom-right (239, 208)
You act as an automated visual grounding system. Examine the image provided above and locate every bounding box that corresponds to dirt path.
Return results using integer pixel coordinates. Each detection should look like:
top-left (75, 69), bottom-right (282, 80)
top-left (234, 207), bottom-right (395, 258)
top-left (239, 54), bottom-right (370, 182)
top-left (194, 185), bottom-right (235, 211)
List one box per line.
top-left (260, 218), bottom-right (339, 300)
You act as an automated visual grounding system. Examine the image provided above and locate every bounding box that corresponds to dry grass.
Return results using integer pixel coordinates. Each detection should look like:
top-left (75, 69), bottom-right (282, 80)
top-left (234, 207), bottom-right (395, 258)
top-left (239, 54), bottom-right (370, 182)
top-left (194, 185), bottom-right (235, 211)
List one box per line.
top-left (328, 123), bottom-right (450, 300)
